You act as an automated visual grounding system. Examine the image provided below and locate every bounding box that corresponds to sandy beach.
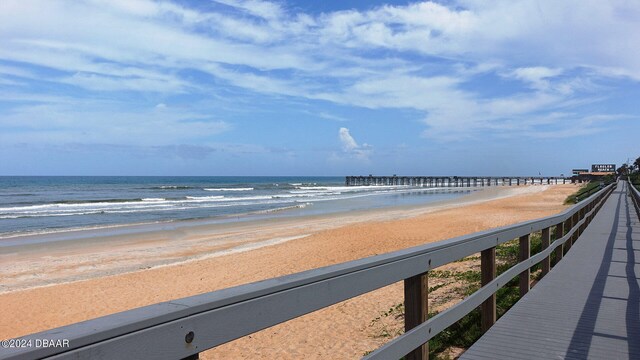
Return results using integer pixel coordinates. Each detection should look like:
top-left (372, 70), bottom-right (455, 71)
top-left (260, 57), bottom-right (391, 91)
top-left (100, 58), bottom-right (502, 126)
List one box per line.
top-left (0, 184), bottom-right (577, 358)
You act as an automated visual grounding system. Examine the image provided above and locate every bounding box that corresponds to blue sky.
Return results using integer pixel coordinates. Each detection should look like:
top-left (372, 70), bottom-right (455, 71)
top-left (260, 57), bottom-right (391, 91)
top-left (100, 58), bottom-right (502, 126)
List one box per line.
top-left (0, 0), bottom-right (638, 176)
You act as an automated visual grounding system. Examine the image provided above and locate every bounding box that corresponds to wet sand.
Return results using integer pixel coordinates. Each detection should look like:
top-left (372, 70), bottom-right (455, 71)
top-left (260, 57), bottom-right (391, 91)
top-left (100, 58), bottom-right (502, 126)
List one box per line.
top-left (0, 184), bottom-right (577, 358)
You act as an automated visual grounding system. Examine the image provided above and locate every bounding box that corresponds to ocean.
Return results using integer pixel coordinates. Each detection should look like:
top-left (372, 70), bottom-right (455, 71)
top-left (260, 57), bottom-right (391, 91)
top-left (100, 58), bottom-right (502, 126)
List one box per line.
top-left (0, 176), bottom-right (469, 240)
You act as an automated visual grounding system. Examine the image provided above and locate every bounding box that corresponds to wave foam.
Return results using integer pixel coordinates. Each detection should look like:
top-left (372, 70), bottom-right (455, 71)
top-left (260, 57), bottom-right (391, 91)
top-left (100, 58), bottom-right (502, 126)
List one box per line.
top-left (185, 196), bottom-right (224, 200)
top-left (204, 187), bottom-right (254, 192)
top-left (252, 203), bottom-right (311, 214)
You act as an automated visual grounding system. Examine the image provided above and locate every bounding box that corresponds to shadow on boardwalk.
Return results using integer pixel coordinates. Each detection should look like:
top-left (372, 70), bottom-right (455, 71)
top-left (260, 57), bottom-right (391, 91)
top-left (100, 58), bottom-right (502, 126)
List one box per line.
top-left (462, 182), bottom-right (640, 360)
top-left (566, 191), bottom-right (640, 359)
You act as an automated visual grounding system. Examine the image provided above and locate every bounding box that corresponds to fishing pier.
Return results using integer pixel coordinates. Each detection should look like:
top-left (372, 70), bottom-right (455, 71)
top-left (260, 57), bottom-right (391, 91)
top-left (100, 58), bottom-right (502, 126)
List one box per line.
top-left (345, 175), bottom-right (570, 187)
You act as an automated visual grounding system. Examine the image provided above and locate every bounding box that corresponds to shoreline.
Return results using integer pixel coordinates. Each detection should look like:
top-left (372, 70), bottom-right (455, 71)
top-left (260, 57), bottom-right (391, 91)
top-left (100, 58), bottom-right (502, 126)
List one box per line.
top-left (0, 187), bottom-right (467, 245)
top-left (0, 184), bottom-right (577, 357)
top-left (1, 185), bottom-right (549, 294)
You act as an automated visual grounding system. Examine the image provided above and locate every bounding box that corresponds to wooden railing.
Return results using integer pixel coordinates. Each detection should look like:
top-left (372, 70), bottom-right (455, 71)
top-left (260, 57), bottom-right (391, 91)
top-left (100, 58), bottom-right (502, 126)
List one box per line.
top-left (573, 179), bottom-right (615, 203)
top-left (1, 184), bottom-right (616, 360)
top-left (629, 180), bottom-right (640, 219)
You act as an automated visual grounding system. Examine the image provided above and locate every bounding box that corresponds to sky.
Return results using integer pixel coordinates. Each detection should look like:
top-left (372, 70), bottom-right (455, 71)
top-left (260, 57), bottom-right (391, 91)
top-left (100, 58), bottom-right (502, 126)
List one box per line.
top-left (0, 0), bottom-right (639, 176)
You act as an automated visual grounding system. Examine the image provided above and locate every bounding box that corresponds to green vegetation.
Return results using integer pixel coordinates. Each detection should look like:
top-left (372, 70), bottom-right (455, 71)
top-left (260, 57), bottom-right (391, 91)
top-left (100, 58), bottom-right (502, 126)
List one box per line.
top-left (368, 303), bottom-right (405, 339)
top-left (428, 285), bottom-right (520, 359)
top-left (430, 269), bottom-right (481, 283)
top-left (564, 170), bottom-right (620, 205)
top-left (366, 232), bottom-right (552, 359)
top-left (497, 233), bottom-right (543, 275)
top-left (617, 157), bottom-right (640, 184)
top-left (454, 255), bottom-right (480, 263)
top-left (616, 157), bottom-right (640, 190)
top-left (427, 236), bottom-right (539, 358)
top-left (631, 173), bottom-right (640, 190)
top-left (564, 181), bottom-right (601, 204)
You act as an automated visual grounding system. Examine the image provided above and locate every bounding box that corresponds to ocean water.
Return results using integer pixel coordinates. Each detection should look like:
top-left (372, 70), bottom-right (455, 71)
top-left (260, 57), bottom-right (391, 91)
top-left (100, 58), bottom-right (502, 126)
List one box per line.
top-left (0, 176), bottom-right (469, 239)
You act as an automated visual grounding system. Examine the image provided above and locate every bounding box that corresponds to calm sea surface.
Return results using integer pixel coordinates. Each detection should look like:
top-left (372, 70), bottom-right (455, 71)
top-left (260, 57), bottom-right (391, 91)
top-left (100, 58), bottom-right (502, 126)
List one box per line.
top-left (0, 176), bottom-right (468, 239)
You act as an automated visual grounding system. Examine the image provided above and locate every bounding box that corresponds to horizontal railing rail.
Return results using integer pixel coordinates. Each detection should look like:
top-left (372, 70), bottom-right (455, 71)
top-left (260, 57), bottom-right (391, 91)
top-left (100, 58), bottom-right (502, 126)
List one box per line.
top-left (1, 183), bottom-right (616, 360)
top-left (574, 179), bottom-right (615, 203)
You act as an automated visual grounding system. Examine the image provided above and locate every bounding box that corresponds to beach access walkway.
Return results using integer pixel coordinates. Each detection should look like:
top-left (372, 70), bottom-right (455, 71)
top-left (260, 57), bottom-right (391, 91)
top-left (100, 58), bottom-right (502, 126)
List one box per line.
top-left (461, 181), bottom-right (640, 360)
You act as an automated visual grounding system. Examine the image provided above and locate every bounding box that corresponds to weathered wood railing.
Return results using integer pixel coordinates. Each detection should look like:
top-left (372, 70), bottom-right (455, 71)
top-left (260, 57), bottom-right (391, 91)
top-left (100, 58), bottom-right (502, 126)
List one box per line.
top-left (1, 184), bottom-right (616, 360)
top-left (629, 180), bottom-right (640, 219)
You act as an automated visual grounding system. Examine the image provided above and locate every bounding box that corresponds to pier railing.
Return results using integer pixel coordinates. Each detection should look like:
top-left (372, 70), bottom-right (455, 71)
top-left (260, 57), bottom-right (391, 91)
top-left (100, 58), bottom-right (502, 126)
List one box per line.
top-left (2, 184), bottom-right (615, 360)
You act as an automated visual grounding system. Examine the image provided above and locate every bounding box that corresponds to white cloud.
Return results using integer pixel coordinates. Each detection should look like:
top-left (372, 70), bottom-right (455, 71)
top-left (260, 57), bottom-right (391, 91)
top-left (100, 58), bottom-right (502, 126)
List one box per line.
top-left (0, 0), bottom-right (638, 145)
top-left (509, 67), bottom-right (563, 90)
top-left (63, 72), bottom-right (189, 93)
top-left (316, 112), bottom-right (347, 122)
top-left (338, 127), bottom-right (372, 161)
top-left (213, 0), bottom-right (284, 20)
top-left (339, 127), bottom-right (358, 151)
top-left (0, 99), bottom-right (230, 146)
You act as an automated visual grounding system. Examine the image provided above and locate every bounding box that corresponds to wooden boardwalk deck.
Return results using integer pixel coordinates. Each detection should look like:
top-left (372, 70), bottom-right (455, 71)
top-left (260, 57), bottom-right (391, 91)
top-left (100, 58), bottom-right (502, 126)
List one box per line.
top-left (461, 182), bottom-right (640, 360)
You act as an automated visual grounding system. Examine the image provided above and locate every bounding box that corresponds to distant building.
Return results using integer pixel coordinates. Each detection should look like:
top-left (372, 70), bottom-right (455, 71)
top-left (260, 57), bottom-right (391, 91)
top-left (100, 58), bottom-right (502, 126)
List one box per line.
top-left (570, 164), bottom-right (615, 182)
top-left (591, 164), bottom-right (616, 172)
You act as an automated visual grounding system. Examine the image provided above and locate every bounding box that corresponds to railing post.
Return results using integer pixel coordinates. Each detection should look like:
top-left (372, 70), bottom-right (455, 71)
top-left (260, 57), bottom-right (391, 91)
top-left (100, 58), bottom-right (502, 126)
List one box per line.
top-left (481, 247), bottom-right (496, 332)
top-left (564, 216), bottom-right (573, 253)
top-left (571, 212), bottom-right (580, 245)
top-left (541, 227), bottom-right (550, 277)
top-left (519, 234), bottom-right (530, 296)
top-left (554, 222), bottom-right (564, 265)
top-left (405, 271), bottom-right (429, 360)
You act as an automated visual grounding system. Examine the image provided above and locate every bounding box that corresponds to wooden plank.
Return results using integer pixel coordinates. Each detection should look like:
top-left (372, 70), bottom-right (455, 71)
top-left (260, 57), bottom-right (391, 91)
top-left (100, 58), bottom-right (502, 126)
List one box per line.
top-left (404, 272), bottom-right (429, 360)
top-left (481, 247), bottom-right (496, 332)
top-left (519, 234), bottom-right (530, 297)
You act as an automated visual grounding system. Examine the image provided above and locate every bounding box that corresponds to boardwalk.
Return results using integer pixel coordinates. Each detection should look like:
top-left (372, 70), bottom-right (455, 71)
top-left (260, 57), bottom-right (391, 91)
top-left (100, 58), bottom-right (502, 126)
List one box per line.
top-left (461, 182), bottom-right (640, 360)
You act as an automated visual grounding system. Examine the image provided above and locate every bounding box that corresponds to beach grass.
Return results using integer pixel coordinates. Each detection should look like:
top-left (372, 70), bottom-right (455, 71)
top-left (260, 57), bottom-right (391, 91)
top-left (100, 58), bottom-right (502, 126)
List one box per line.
top-left (564, 182), bottom-right (599, 204)
top-left (429, 234), bottom-right (543, 358)
top-left (367, 233), bottom-right (545, 359)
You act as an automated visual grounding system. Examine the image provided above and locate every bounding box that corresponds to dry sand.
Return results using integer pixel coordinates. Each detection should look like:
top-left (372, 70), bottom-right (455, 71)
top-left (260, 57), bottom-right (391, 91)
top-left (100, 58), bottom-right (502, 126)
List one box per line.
top-left (0, 184), bottom-right (577, 358)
